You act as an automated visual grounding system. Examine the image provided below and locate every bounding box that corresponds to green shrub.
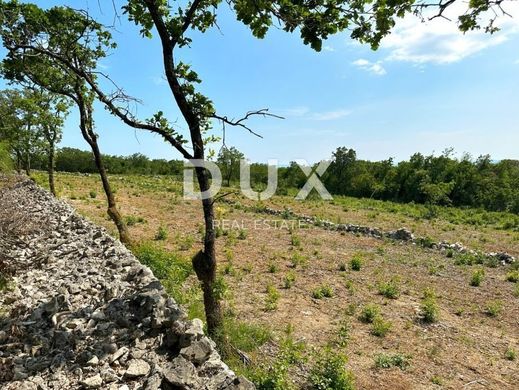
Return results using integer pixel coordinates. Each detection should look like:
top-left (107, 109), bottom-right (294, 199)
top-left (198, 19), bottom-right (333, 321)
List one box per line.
top-left (284, 272), bottom-right (296, 289)
top-left (335, 320), bottom-right (350, 348)
top-left (377, 278), bottom-right (400, 299)
top-left (155, 225), bottom-right (168, 241)
top-left (470, 269), bottom-right (485, 287)
top-left (359, 304), bottom-right (380, 323)
top-left (312, 285), bottom-right (334, 299)
top-left (420, 289), bottom-right (439, 323)
top-left (338, 262), bottom-right (347, 272)
top-left (238, 229), bottom-right (248, 240)
top-left (89, 190), bottom-right (97, 198)
top-left (309, 349), bottom-right (355, 390)
top-left (350, 254), bottom-right (362, 271)
top-left (268, 262), bottom-right (278, 274)
top-left (374, 353), bottom-right (411, 370)
top-left (290, 252), bottom-right (308, 268)
top-left (265, 284), bottom-right (280, 311)
top-left (505, 347), bottom-right (516, 361)
top-left (506, 271), bottom-right (519, 283)
top-left (371, 316), bottom-right (392, 337)
top-left (290, 233), bottom-right (301, 247)
top-left (485, 300), bottom-right (502, 317)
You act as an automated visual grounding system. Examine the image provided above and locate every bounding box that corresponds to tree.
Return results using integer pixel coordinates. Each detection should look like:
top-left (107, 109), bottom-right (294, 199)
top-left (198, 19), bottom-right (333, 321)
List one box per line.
top-left (217, 147), bottom-right (245, 186)
top-left (0, 88), bottom-right (45, 175)
top-left (35, 89), bottom-right (71, 196)
top-left (0, 4), bottom-right (131, 244)
top-left (1, 0), bottom-right (514, 339)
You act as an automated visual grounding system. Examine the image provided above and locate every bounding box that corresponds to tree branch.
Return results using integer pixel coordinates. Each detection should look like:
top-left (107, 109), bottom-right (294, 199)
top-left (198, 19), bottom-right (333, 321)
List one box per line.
top-left (211, 108), bottom-right (284, 138)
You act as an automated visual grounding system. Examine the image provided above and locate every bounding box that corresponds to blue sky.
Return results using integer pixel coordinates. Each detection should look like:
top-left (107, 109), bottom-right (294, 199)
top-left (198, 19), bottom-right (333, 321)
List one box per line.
top-left (3, 0), bottom-right (519, 163)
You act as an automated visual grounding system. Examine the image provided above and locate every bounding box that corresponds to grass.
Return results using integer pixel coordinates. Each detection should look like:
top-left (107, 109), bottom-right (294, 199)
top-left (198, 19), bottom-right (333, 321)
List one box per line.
top-left (374, 353), bottom-right (411, 370)
top-left (224, 320), bottom-right (273, 352)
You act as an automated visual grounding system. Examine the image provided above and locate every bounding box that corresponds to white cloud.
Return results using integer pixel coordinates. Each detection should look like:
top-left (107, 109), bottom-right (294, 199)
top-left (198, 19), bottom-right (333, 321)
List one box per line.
top-left (352, 58), bottom-right (387, 75)
top-left (381, 2), bottom-right (519, 64)
top-left (310, 109), bottom-right (351, 121)
top-left (323, 45), bottom-right (335, 52)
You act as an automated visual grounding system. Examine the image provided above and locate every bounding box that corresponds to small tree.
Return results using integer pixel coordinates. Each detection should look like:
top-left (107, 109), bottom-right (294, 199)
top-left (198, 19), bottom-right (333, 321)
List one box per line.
top-left (217, 147), bottom-right (245, 187)
top-left (0, 5), bottom-right (131, 244)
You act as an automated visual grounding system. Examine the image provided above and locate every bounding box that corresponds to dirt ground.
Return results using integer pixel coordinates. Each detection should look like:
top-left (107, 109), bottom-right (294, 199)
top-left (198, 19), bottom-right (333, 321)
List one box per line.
top-left (33, 172), bottom-right (519, 389)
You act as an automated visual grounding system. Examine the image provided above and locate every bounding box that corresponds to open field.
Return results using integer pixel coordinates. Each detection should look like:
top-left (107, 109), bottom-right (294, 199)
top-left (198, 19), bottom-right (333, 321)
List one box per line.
top-left (32, 171), bottom-right (519, 389)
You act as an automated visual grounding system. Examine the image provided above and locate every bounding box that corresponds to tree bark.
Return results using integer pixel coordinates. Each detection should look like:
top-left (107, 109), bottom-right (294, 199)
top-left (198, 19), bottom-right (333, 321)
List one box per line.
top-left (24, 150), bottom-right (30, 176)
top-left (76, 90), bottom-right (131, 245)
top-left (48, 141), bottom-right (56, 196)
top-left (192, 167), bottom-right (224, 339)
top-left (144, 2), bottom-right (224, 338)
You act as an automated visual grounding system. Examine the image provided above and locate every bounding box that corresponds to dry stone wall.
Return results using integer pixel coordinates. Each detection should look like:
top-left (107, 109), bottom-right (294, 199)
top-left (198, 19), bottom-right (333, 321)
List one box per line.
top-left (0, 179), bottom-right (254, 390)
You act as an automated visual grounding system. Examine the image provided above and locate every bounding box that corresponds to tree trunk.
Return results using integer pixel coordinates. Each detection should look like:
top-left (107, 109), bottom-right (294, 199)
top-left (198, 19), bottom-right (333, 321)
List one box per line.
top-left (142, 2), bottom-right (224, 338)
top-left (76, 91), bottom-right (131, 245)
top-left (90, 138), bottom-right (131, 246)
top-left (25, 151), bottom-right (31, 176)
top-left (192, 166), bottom-right (224, 340)
top-left (48, 141), bottom-right (56, 196)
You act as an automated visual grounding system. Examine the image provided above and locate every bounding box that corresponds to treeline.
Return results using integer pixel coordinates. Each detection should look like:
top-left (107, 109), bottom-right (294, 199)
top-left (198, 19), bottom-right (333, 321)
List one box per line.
top-left (30, 147), bottom-right (184, 177)
top-left (28, 146), bottom-right (519, 214)
top-left (224, 147), bottom-right (519, 214)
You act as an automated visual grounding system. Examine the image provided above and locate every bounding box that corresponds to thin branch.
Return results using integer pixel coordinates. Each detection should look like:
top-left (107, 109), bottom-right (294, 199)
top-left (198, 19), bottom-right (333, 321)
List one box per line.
top-left (211, 109), bottom-right (284, 139)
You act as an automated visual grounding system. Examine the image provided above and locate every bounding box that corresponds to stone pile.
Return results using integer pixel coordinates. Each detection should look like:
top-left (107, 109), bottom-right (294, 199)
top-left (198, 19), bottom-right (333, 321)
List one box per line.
top-left (258, 206), bottom-right (515, 265)
top-left (0, 179), bottom-right (253, 390)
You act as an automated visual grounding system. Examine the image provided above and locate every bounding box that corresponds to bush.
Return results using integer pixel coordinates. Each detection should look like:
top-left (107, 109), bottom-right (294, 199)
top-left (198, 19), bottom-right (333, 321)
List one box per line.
top-left (312, 284), bottom-right (334, 299)
top-left (485, 300), bottom-right (502, 317)
top-left (359, 304), bottom-right (380, 324)
top-left (377, 279), bottom-right (400, 299)
top-left (470, 269), bottom-right (485, 287)
top-left (309, 349), bottom-right (355, 390)
top-left (420, 289), bottom-right (439, 323)
top-left (284, 272), bottom-right (296, 289)
top-left (89, 190), bottom-right (97, 198)
top-left (155, 225), bottom-right (168, 241)
top-left (350, 254), bottom-right (362, 271)
top-left (505, 347), bottom-right (516, 361)
top-left (265, 284), bottom-right (280, 311)
top-left (374, 353), bottom-right (411, 370)
top-left (506, 271), bottom-right (519, 283)
top-left (371, 316), bottom-right (392, 337)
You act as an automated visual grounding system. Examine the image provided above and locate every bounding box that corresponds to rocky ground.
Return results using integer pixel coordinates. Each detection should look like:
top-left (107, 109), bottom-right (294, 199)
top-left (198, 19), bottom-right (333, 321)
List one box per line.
top-left (0, 178), bottom-right (253, 390)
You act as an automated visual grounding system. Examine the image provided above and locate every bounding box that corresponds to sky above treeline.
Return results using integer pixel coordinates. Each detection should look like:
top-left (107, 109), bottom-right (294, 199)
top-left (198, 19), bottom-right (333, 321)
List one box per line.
top-left (2, 0), bottom-right (519, 163)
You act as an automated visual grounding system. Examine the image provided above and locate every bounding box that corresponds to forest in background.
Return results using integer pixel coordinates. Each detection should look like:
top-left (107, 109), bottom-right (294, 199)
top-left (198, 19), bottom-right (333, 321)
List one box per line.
top-left (22, 146), bottom-right (519, 214)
